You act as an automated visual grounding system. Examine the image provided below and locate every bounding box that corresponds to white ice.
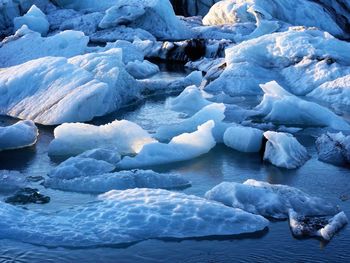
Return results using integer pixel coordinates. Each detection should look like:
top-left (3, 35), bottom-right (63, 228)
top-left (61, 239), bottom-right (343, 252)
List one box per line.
top-left (118, 121), bottom-right (216, 169)
top-left (0, 120), bottom-right (38, 151)
top-left (205, 180), bottom-right (339, 219)
top-left (0, 188), bottom-right (269, 247)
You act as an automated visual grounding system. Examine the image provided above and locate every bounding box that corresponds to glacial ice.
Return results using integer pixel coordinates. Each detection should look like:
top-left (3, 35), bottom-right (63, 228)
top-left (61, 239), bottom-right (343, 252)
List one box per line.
top-left (45, 170), bottom-right (191, 193)
top-left (126, 60), bottom-right (160, 79)
top-left (0, 120), bottom-right (38, 151)
top-left (13, 5), bottom-right (49, 35)
top-left (0, 170), bottom-right (27, 191)
top-left (223, 126), bottom-right (263, 153)
top-left (118, 121), bottom-right (216, 169)
top-left (263, 131), bottom-right (309, 169)
top-left (0, 28), bottom-right (89, 67)
top-left (289, 209), bottom-right (348, 241)
top-left (315, 133), bottom-right (350, 166)
top-left (205, 180), bottom-right (339, 219)
top-left (0, 48), bottom-right (139, 125)
top-left (48, 120), bottom-right (155, 158)
top-left (254, 81), bottom-right (350, 131)
top-left (155, 103), bottom-right (225, 141)
top-left (0, 188), bottom-right (269, 247)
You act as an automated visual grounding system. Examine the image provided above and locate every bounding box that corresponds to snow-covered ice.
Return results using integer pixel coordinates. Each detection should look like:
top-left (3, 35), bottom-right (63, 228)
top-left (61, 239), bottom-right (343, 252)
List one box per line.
top-left (118, 121), bottom-right (216, 169)
top-left (45, 170), bottom-right (191, 193)
top-left (263, 131), bottom-right (309, 169)
top-left (0, 120), bottom-right (38, 151)
top-left (205, 180), bottom-right (339, 219)
top-left (223, 126), bottom-right (263, 153)
top-left (13, 5), bottom-right (49, 35)
top-left (48, 120), bottom-right (155, 158)
top-left (0, 188), bottom-right (269, 247)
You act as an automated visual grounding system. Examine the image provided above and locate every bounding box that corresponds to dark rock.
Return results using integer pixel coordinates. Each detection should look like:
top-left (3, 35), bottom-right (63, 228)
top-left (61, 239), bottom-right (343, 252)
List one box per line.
top-left (5, 188), bottom-right (50, 205)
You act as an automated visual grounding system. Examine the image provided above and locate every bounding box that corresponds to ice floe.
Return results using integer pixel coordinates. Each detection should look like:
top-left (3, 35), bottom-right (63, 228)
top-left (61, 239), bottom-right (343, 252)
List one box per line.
top-left (0, 188), bottom-right (269, 247)
top-left (0, 170), bottom-right (27, 192)
top-left (13, 5), bottom-right (49, 35)
top-left (0, 120), bottom-right (38, 151)
top-left (263, 131), bottom-right (309, 169)
top-left (126, 60), bottom-right (160, 79)
top-left (118, 121), bottom-right (216, 169)
top-left (45, 169), bottom-right (191, 193)
top-left (205, 180), bottom-right (340, 219)
top-left (223, 126), bottom-right (263, 153)
top-left (48, 120), bottom-right (155, 158)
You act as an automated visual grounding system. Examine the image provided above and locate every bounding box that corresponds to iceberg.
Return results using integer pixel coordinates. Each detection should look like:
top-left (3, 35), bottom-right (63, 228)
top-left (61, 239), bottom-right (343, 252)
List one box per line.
top-left (48, 120), bottom-right (155, 158)
top-left (254, 81), bottom-right (350, 131)
top-left (0, 120), bottom-right (38, 151)
top-left (155, 103), bottom-right (225, 141)
top-left (315, 133), bottom-right (350, 166)
top-left (263, 131), bottom-right (309, 169)
top-left (118, 121), bottom-right (216, 169)
top-left (126, 60), bottom-right (160, 79)
top-left (45, 170), bottom-right (191, 193)
top-left (223, 126), bottom-right (263, 153)
top-left (0, 188), bottom-right (269, 247)
top-left (205, 180), bottom-right (340, 219)
top-left (13, 5), bottom-right (49, 35)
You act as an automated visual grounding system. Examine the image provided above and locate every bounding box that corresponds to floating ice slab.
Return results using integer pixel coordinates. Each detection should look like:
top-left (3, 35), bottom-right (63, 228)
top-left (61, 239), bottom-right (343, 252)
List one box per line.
top-left (263, 131), bottom-right (309, 169)
top-left (118, 121), bottom-right (216, 169)
top-left (48, 120), bottom-right (155, 158)
top-left (205, 180), bottom-right (339, 219)
top-left (45, 170), bottom-right (191, 193)
top-left (289, 210), bottom-right (348, 241)
top-left (0, 120), bottom-right (38, 151)
top-left (126, 60), bottom-right (160, 79)
top-left (155, 103), bottom-right (225, 141)
top-left (13, 5), bottom-right (49, 35)
top-left (223, 126), bottom-right (263, 153)
top-left (0, 170), bottom-right (27, 192)
top-left (0, 188), bottom-right (269, 247)
top-left (315, 132), bottom-right (350, 166)
top-left (255, 81), bottom-right (350, 131)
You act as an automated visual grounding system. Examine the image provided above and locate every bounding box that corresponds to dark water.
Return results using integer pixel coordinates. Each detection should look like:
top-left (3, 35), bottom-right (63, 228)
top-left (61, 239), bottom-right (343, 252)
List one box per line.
top-left (0, 74), bottom-right (350, 262)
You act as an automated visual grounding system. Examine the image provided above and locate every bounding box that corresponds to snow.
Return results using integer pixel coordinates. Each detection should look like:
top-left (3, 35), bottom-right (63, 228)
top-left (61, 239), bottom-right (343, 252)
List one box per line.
top-left (315, 132), bottom-right (350, 166)
top-left (223, 126), bottom-right (263, 153)
top-left (126, 60), bottom-right (160, 79)
top-left (0, 170), bottom-right (27, 192)
top-left (202, 0), bottom-right (344, 37)
top-left (0, 48), bottom-right (139, 125)
top-left (118, 121), bottom-right (216, 169)
top-left (205, 180), bottom-right (339, 219)
top-left (155, 103), bottom-right (225, 142)
top-left (167, 85), bottom-right (211, 116)
top-left (13, 5), bottom-right (49, 35)
top-left (263, 131), bottom-right (309, 169)
top-left (288, 209), bottom-right (348, 241)
top-left (45, 170), bottom-right (191, 193)
top-left (0, 28), bottom-right (89, 67)
top-left (48, 120), bottom-right (155, 158)
top-left (254, 81), bottom-right (350, 131)
top-left (0, 120), bottom-right (38, 151)
top-left (0, 188), bottom-right (269, 247)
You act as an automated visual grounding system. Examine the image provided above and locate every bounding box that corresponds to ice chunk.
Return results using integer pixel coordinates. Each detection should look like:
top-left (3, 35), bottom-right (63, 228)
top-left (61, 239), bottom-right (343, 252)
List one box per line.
top-left (263, 131), bottom-right (309, 169)
top-left (0, 188), bottom-right (269, 247)
top-left (0, 49), bottom-right (139, 125)
top-left (118, 121), bottom-right (216, 169)
top-left (0, 170), bottom-right (27, 192)
top-left (45, 170), bottom-right (191, 193)
top-left (205, 180), bottom-right (339, 219)
top-left (0, 120), bottom-right (38, 151)
top-left (155, 103), bottom-right (225, 141)
top-left (315, 132), bottom-right (350, 166)
top-left (288, 209), bottom-right (348, 241)
top-left (13, 5), bottom-right (49, 35)
top-left (48, 120), bottom-right (155, 158)
top-left (167, 85), bottom-right (211, 116)
top-left (78, 148), bottom-right (121, 166)
top-left (223, 126), bottom-right (263, 153)
top-left (0, 29), bottom-right (89, 67)
top-left (126, 60), bottom-right (159, 79)
top-left (255, 81), bottom-right (350, 131)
